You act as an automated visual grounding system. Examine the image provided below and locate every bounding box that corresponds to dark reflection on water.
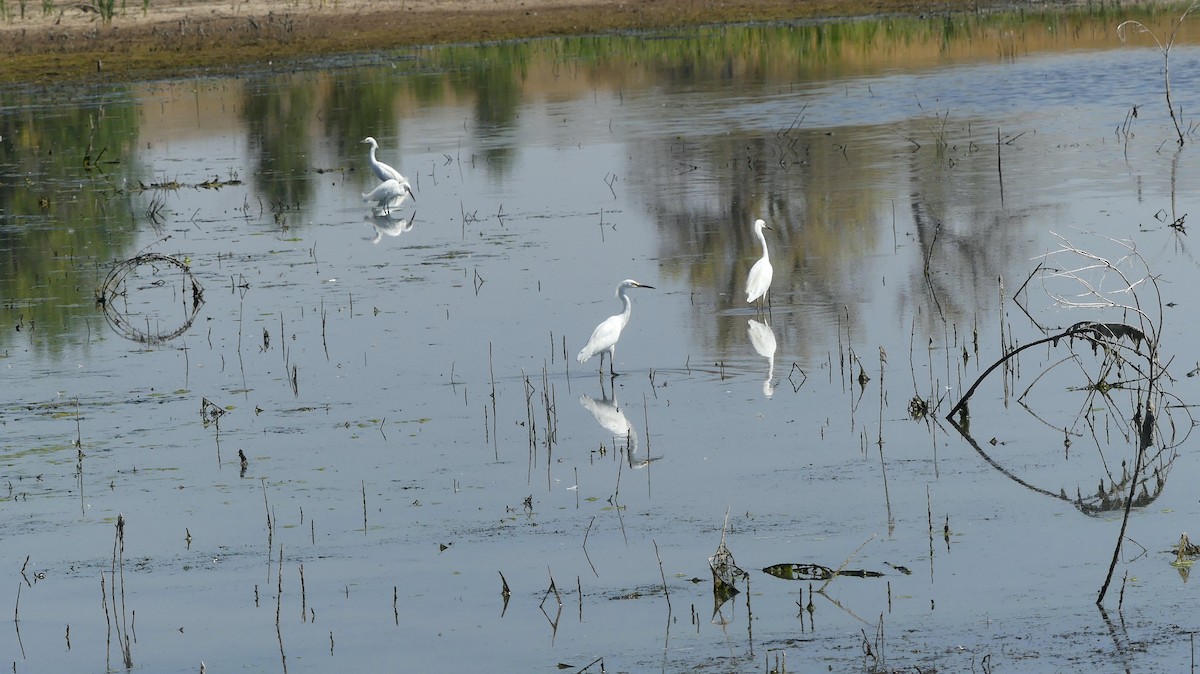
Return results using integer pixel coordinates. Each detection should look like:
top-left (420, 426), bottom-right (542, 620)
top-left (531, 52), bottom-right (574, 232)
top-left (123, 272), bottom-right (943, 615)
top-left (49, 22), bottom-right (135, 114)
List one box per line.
top-left (242, 79), bottom-right (317, 208)
top-left (2, 4), bottom-right (1200, 672)
top-left (0, 89), bottom-right (143, 357)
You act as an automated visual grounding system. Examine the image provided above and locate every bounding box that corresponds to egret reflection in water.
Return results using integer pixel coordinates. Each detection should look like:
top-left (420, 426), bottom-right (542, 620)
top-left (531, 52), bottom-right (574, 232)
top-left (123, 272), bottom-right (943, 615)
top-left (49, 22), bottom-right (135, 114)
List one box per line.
top-left (747, 318), bottom-right (777, 397)
top-left (365, 211), bottom-right (414, 244)
top-left (578, 383), bottom-right (646, 467)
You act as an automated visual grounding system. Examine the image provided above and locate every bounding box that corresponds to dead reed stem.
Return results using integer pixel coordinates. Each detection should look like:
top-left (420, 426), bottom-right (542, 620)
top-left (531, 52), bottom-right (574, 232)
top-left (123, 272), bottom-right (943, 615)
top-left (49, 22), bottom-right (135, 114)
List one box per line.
top-left (299, 564), bottom-right (307, 622)
top-left (582, 516), bottom-right (599, 578)
top-left (276, 543), bottom-right (288, 673)
top-left (653, 539), bottom-right (671, 612)
top-left (996, 126), bottom-right (1004, 206)
top-left (489, 342), bottom-right (498, 461)
top-left (818, 533), bottom-right (877, 594)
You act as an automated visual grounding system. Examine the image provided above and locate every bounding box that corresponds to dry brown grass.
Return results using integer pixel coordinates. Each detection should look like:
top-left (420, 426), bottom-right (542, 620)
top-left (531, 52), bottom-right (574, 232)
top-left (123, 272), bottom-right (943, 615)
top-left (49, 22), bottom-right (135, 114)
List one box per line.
top-left (0, 0), bottom-right (1080, 84)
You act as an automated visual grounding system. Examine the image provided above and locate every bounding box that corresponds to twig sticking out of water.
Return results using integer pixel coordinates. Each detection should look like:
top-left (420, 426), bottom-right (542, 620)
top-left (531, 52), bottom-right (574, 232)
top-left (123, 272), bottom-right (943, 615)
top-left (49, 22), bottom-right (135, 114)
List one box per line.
top-left (276, 544), bottom-right (287, 674)
top-left (818, 533), bottom-right (877, 594)
top-left (996, 126), bottom-right (1005, 206)
top-left (926, 487), bottom-right (936, 577)
top-left (102, 575), bottom-right (111, 668)
top-left (1118, 3), bottom-right (1200, 146)
top-left (261, 478), bottom-right (276, 579)
top-left (653, 539), bottom-right (671, 613)
top-left (576, 656), bottom-right (605, 673)
top-left (489, 342), bottom-right (498, 461)
top-left (107, 514), bottom-right (133, 668)
top-left (540, 569), bottom-right (562, 609)
top-left (582, 516), bottom-right (599, 578)
top-left (76, 399), bottom-right (86, 516)
top-left (299, 564), bottom-right (307, 623)
top-left (321, 299), bottom-right (329, 361)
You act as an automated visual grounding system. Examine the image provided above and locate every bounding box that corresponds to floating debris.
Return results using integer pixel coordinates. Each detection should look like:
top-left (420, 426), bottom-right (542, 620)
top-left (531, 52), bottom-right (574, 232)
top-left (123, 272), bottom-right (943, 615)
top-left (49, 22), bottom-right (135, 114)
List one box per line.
top-left (97, 252), bottom-right (204, 344)
top-left (762, 563), bottom-right (884, 581)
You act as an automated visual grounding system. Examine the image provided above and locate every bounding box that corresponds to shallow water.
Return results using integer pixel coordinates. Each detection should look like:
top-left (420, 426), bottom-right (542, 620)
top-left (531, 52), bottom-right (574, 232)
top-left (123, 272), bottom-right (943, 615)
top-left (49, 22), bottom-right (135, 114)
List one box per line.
top-left (3, 6), bottom-right (1200, 673)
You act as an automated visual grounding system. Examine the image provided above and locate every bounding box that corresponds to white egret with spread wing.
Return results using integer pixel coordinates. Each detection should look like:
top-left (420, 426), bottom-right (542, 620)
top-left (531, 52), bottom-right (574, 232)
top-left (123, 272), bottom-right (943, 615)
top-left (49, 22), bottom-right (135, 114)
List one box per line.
top-left (577, 279), bottom-right (654, 377)
top-left (362, 178), bottom-right (414, 215)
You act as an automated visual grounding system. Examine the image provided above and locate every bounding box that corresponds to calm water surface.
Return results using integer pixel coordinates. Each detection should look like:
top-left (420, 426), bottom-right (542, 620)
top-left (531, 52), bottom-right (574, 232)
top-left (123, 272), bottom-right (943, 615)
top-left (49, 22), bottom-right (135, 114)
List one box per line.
top-left (3, 6), bottom-right (1200, 672)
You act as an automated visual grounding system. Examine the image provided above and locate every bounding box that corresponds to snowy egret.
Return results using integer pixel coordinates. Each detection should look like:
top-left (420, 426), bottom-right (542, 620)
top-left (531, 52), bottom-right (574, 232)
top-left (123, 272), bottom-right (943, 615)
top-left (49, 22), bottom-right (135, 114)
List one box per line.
top-left (577, 279), bottom-right (654, 377)
top-left (362, 178), bottom-right (415, 215)
top-left (745, 218), bottom-right (773, 308)
top-left (360, 136), bottom-right (405, 183)
top-left (747, 318), bottom-right (777, 397)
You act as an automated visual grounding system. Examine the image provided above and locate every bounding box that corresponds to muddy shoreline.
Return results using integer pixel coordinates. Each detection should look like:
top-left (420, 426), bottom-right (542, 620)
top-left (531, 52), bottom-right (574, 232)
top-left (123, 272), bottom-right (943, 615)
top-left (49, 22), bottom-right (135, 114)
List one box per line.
top-left (0, 0), bottom-right (1084, 85)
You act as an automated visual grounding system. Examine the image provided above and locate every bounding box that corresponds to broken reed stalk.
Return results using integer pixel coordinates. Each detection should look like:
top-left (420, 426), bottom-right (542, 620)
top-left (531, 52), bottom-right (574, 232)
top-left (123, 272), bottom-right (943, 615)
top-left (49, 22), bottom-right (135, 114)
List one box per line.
top-left (261, 478), bottom-right (274, 572)
top-left (612, 444), bottom-right (624, 504)
top-left (926, 486), bottom-right (935, 572)
top-left (642, 392), bottom-right (651, 456)
top-left (1117, 3), bottom-right (1199, 146)
top-left (101, 574), bottom-right (111, 669)
top-left (541, 363), bottom-right (557, 460)
top-left (582, 516), bottom-right (599, 578)
top-left (300, 564), bottom-right (307, 623)
top-left (276, 545), bottom-right (288, 674)
top-left (361, 481), bottom-right (368, 534)
top-left (523, 372), bottom-right (537, 481)
top-left (321, 299), bottom-right (329, 361)
top-left (817, 533), bottom-right (877, 593)
top-left (539, 568), bottom-right (562, 609)
top-left (653, 539), bottom-right (671, 613)
top-left (877, 347), bottom-right (886, 449)
top-left (110, 514), bottom-right (133, 668)
top-left (489, 342), bottom-right (498, 461)
top-left (997, 126), bottom-right (1004, 206)
top-left (276, 545), bottom-right (284, 626)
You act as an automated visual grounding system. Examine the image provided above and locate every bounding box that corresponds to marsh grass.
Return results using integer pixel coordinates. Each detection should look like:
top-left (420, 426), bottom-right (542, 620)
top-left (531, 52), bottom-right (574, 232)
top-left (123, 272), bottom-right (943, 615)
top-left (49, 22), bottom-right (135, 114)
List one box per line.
top-left (93, 0), bottom-right (114, 23)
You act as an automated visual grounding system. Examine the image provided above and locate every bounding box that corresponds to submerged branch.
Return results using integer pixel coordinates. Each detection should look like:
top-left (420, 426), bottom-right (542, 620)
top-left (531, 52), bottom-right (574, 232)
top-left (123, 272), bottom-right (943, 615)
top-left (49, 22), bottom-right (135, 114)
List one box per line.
top-left (945, 321), bottom-right (1147, 421)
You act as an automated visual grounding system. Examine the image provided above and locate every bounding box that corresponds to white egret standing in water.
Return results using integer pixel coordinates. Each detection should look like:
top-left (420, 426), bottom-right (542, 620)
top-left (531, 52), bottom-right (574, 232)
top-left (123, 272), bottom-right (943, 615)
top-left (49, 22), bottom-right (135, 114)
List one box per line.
top-left (361, 136), bottom-right (404, 183)
top-left (745, 218), bottom-right (773, 309)
top-left (362, 178), bottom-right (415, 215)
top-left (577, 279), bottom-right (654, 377)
